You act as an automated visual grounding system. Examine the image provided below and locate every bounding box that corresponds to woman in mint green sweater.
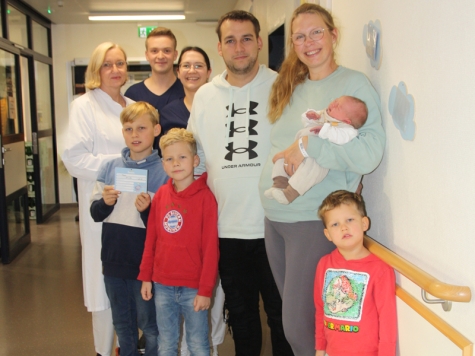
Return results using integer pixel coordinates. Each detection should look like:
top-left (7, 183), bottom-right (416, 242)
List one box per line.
top-left (258, 4), bottom-right (385, 356)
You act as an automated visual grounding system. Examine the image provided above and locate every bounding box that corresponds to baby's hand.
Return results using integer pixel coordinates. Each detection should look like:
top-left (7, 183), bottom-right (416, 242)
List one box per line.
top-left (309, 125), bottom-right (324, 134)
top-left (135, 193), bottom-right (151, 212)
top-left (306, 110), bottom-right (320, 120)
top-left (102, 185), bottom-right (120, 206)
top-left (193, 295), bottom-right (211, 312)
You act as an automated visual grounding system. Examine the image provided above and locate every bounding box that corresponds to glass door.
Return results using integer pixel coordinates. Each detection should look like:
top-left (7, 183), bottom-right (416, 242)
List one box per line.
top-left (30, 60), bottom-right (59, 223)
top-left (0, 47), bottom-right (30, 264)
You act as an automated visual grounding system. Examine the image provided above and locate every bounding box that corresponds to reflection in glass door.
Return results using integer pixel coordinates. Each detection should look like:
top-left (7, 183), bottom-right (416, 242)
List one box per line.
top-left (32, 60), bottom-right (59, 223)
top-left (0, 48), bottom-right (30, 264)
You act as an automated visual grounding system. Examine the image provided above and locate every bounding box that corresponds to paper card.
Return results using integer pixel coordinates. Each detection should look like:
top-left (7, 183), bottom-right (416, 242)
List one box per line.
top-left (115, 167), bottom-right (148, 193)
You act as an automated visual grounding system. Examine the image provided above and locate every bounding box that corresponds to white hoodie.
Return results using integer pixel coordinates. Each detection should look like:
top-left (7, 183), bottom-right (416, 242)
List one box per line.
top-left (188, 65), bottom-right (277, 239)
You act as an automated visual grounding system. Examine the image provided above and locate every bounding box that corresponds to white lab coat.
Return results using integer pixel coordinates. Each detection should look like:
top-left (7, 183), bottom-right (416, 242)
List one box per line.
top-left (62, 88), bottom-right (134, 312)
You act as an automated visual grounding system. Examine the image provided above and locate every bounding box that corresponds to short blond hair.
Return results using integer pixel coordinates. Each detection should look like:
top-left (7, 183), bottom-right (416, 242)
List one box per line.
top-left (159, 128), bottom-right (197, 155)
top-left (120, 102), bottom-right (159, 126)
top-left (85, 42), bottom-right (127, 90)
top-left (318, 190), bottom-right (367, 228)
top-left (146, 27), bottom-right (177, 49)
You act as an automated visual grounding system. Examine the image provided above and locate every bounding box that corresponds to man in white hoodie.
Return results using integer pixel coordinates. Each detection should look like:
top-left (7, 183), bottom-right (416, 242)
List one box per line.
top-left (187, 10), bottom-right (293, 356)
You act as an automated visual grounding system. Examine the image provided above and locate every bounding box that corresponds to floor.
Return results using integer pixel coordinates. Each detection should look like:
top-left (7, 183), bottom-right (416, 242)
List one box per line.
top-left (0, 205), bottom-right (272, 356)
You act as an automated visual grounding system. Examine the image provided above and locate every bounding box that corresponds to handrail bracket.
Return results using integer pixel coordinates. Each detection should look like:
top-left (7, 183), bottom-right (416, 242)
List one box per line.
top-left (421, 289), bottom-right (452, 312)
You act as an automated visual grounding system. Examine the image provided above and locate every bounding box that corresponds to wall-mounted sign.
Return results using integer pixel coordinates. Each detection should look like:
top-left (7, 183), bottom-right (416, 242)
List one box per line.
top-left (138, 26), bottom-right (157, 38)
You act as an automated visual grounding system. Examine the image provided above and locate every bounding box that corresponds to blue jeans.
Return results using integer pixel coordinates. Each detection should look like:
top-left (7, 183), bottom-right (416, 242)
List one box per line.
top-left (154, 283), bottom-right (209, 356)
top-left (104, 276), bottom-right (158, 356)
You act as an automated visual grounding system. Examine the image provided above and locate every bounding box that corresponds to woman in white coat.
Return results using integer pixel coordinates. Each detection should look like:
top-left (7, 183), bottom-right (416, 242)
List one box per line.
top-left (62, 42), bottom-right (134, 356)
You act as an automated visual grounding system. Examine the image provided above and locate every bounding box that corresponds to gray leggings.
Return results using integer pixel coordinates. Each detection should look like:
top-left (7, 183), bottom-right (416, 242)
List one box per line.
top-left (264, 218), bottom-right (334, 356)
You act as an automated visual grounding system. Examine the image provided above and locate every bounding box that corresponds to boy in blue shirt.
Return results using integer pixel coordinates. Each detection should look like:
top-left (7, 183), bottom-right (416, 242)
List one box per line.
top-left (90, 102), bottom-right (168, 356)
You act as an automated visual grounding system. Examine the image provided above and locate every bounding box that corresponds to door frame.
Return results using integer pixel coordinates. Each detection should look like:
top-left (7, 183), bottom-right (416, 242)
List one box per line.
top-left (0, 41), bottom-right (31, 264)
top-left (28, 54), bottom-right (60, 223)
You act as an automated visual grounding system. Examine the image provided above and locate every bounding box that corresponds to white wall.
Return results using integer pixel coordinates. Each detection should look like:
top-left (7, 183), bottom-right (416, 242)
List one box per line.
top-left (254, 0), bottom-right (475, 354)
top-left (334, 0), bottom-right (475, 354)
top-left (52, 22), bottom-right (225, 203)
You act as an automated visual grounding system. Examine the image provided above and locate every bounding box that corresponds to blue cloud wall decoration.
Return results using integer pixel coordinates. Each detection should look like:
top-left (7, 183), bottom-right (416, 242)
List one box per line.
top-left (362, 20), bottom-right (382, 69)
top-left (388, 82), bottom-right (415, 140)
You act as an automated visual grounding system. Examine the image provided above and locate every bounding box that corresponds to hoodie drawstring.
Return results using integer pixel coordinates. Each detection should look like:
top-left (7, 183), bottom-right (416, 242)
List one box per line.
top-left (225, 88), bottom-right (234, 141)
top-left (245, 87), bottom-right (250, 139)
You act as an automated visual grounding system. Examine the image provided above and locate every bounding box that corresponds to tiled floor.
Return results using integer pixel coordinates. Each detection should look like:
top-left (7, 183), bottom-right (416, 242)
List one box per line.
top-left (0, 205), bottom-right (272, 356)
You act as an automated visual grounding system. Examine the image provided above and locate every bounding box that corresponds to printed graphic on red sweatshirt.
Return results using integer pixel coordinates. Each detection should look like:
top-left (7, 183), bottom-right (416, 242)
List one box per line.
top-left (322, 269), bottom-right (369, 322)
top-left (225, 101), bottom-right (259, 161)
top-left (163, 210), bottom-right (183, 233)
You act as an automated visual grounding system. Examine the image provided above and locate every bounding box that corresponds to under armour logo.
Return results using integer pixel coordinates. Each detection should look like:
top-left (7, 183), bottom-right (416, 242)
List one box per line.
top-left (226, 102), bottom-right (258, 117)
top-left (224, 141), bottom-right (258, 161)
top-left (228, 120), bottom-right (258, 138)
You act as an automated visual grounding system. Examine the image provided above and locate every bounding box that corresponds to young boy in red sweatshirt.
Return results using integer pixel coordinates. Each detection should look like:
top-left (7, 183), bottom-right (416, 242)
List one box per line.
top-left (139, 128), bottom-right (219, 356)
top-left (315, 190), bottom-right (397, 356)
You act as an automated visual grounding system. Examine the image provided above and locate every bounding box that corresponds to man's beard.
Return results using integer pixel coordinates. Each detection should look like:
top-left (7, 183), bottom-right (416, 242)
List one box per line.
top-left (225, 55), bottom-right (258, 76)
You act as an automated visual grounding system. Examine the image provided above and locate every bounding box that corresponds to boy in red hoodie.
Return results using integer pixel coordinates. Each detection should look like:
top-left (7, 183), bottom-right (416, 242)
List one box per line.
top-left (139, 128), bottom-right (219, 356)
top-left (315, 190), bottom-right (397, 356)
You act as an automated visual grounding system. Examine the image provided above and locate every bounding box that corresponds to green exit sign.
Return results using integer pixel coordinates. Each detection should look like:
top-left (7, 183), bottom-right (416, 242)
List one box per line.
top-left (138, 26), bottom-right (157, 38)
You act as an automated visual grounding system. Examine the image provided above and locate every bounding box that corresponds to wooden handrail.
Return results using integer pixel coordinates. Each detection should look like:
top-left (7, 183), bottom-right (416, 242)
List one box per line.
top-left (396, 285), bottom-right (473, 356)
top-left (364, 236), bottom-right (471, 303)
top-left (364, 236), bottom-right (473, 355)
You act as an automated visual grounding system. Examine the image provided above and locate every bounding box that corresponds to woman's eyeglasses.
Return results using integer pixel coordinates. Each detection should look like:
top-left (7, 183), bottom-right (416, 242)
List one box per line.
top-left (291, 28), bottom-right (327, 45)
top-left (179, 63), bottom-right (207, 71)
top-left (102, 61), bottom-right (126, 69)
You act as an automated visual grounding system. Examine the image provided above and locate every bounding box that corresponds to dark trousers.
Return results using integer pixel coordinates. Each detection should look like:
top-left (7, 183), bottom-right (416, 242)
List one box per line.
top-left (218, 238), bottom-right (294, 356)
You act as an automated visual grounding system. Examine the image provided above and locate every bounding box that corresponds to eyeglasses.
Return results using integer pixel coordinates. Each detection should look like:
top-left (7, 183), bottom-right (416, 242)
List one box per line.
top-left (102, 61), bottom-right (126, 69)
top-left (291, 28), bottom-right (327, 45)
top-left (179, 63), bottom-right (207, 71)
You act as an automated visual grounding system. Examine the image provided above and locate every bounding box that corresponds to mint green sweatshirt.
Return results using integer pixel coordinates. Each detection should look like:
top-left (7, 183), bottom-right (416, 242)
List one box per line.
top-left (258, 66), bottom-right (385, 223)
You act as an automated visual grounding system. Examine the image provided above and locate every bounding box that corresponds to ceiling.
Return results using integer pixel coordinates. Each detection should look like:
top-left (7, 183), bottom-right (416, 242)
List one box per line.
top-left (21, 0), bottom-right (240, 24)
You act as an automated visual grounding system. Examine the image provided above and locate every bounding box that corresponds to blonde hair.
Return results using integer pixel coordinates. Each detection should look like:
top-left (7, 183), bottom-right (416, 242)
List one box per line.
top-left (268, 3), bottom-right (337, 123)
top-left (159, 128), bottom-right (197, 155)
top-left (146, 27), bottom-right (177, 49)
top-left (85, 42), bottom-right (127, 90)
top-left (318, 190), bottom-right (367, 228)
top-left (120, 101), bottom-right (159, 126)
